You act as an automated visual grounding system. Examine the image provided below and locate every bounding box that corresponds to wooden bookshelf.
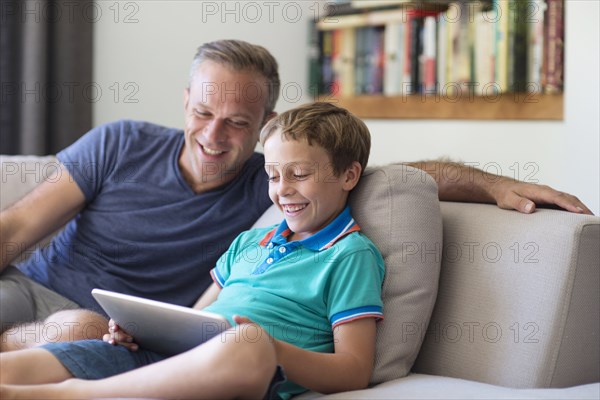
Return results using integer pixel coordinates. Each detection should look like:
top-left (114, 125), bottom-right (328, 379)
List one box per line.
top-left (319, 93), bottom-right (563, 120)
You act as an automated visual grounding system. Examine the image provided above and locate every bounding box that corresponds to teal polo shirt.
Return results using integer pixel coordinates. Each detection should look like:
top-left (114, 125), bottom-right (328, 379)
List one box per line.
top-left (204, 206), bottom-right (385, 398)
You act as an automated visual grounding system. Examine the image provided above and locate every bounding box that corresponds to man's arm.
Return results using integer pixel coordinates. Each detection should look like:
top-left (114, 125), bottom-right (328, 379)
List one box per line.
top-left (405, 161), bottom-right (593, 215)
top-left (270, 318), bottom-right (376, 394)
top-left (0, 164), bottom-right (86, 270)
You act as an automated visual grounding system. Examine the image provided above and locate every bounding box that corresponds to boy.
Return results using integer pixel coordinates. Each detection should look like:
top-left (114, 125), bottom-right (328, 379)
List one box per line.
top-left (0, 102), bottom-right (385, 400)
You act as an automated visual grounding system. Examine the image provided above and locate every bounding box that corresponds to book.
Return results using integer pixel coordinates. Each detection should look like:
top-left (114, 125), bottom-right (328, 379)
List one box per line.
top-left (475, 12), bottom-right (496, 96)
top-left (320, 30), bottom-right (335, 95)
top-left (494, 0), bottom-right (510, 93)
top-left (544, 0), bottom-right (564, 93)
top-left (436, 13), bottom-right (447, 94)
top-left (307, 21), bottom-right (321, 98)
top-left (528, 0), bottom-right (546, 93)
top-left (340, 28), bottom-right (357, 96)
top-left (384, 20), bottom-right (405, 95)
top-left (512, 0), bottom-right (530, 92)
top-left (422, 16), bottom-right (437, 94)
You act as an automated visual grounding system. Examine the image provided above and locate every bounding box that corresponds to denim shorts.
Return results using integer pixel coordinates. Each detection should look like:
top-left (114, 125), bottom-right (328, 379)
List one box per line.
top-left (41, 339), bottom-right (165, 379)
top-left (42, 340), bottom-right (286, 399)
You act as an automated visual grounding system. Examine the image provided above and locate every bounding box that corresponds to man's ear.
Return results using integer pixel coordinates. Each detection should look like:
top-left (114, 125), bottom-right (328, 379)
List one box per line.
top-left (183, 88), bottom-right (190, 111)
top-left (342, 161), bottom-right (362, 191)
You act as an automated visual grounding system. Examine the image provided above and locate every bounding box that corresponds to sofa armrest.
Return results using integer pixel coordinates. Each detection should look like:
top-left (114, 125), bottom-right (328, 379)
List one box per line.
top-left (413, 202), bottom-right (600, 388)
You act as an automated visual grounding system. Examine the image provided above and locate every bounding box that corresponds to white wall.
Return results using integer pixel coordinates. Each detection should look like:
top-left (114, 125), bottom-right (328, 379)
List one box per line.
top-left (93, 1), bottom-right (599, 214)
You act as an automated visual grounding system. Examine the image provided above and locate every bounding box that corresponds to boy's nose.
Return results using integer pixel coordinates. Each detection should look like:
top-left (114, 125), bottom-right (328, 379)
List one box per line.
top-left (277, 177), bottom-right (295, 197)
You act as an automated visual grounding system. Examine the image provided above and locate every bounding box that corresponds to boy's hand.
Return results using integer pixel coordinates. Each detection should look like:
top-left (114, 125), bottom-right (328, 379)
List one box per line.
top-left (232, 315), bottom-right (254, 325)
top-left (103, 319), bottom-right (138, 351)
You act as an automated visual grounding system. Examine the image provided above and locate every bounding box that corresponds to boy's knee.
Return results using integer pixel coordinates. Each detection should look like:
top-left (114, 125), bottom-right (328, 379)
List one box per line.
top-left (228, 324), bottom-right (278, 395)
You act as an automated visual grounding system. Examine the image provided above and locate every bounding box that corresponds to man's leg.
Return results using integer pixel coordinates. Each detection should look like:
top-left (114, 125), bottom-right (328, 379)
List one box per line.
top-left (0, 323), bottom-right (278, 399)
top-left (0, 266), bottom-right (107, 352)
top-left (1, 309), bottom-right (109, 352)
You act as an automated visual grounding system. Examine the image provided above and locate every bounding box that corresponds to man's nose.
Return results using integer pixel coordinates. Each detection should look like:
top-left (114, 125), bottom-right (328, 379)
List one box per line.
top-left (203, 119), bottom-right (226, 143)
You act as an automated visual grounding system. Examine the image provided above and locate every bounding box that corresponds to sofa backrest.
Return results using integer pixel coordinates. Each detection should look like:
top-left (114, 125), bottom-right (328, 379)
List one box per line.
top-left (413, 202), bottom-right (600, 388)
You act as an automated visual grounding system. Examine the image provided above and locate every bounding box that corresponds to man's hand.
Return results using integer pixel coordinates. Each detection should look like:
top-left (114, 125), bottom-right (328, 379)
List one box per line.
top-left (405, 161), bottom-right (594, 215)
top-left (490, 177), bottom-right (593, 215)
top-left (103, 319), bottom-right (138, 351)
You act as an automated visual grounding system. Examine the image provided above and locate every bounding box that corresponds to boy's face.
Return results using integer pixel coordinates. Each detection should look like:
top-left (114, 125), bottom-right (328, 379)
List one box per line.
top-left (263, 132), bottom-right (360, 242)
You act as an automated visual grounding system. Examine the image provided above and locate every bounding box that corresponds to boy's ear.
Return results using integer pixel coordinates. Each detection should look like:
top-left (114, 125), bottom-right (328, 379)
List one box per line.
top-left (342, 161), bottom-right (362, 191)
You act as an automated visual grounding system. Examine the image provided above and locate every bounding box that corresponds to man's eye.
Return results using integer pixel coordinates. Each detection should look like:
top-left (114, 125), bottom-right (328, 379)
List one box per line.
top-left (194, 109), bottom-right (210, 117)
top-left (267, 176), bottom-right (279, 183)
top-left (229, 120), bottom-right (249, 128)
top-left (293, 174), bottom-right (309, 180)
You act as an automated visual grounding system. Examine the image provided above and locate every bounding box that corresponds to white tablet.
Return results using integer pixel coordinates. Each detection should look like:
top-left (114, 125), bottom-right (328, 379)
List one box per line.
top-left (91, 288), bottom-right (230, 356)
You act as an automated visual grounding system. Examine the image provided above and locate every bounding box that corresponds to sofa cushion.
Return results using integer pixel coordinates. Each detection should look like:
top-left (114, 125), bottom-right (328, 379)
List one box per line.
top-left (253, 164), bottom-right (443, 384)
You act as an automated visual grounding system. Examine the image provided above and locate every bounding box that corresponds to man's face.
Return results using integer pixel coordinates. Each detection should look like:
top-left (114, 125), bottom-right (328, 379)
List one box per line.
top-left (180, 60), bottom-right (271, 192)
top-left (264, 132), bottom-right (359, 242)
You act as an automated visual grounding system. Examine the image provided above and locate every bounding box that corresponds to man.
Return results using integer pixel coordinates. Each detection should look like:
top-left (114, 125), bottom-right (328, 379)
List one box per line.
top-left (0, 40), bottom-right (591, 352)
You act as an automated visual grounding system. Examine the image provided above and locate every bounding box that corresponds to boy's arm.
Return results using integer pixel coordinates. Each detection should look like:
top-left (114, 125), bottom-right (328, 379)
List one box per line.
top-left (274, 318), bottom-right (377, 393)
top-left (404, 160), bottom-right (592, 214)
top-left (192, 283), bottom-right (221, 310)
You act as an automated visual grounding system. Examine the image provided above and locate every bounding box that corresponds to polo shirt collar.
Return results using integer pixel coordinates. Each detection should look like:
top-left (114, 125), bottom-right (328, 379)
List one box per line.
top-left (259, 205), bottom-right (360, 251)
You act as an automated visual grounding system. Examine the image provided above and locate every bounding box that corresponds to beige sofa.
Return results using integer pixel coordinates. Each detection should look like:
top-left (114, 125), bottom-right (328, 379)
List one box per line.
top-left (1, 155), bottom-right (599, 399)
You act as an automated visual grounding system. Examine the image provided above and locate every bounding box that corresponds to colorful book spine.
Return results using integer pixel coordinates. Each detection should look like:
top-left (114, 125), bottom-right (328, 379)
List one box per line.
top-left (422, 16), bottom-right (437, 94)
top-left (512, 0), bottom-right (530, 92)
top-left (495, 0), bottom-right (510, 93)
top-left (544, 0), bottom-right (564, 93)
top-left (528, 0), bottom-right (546, 93)
top-left (436, 14), bottom-right (447, 95)
top-left (340, 28), bottom-right (357, 96)
top-left (321, 30), bottom-right (335, 95)
top-left (384, 21), bottom-right (404, 96)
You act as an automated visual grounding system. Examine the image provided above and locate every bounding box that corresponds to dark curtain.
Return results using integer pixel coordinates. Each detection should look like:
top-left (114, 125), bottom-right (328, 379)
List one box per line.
top-left (1, 0), bottom-right (93, 155)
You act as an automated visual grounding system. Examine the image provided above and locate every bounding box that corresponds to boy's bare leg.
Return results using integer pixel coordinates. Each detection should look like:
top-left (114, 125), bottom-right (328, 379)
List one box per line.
top-left (0, 348), bottom-right (73, 384)
top-left (0, 323), bottom-right (278, 399)
top-left (1, 310), bottom-right (108, 352)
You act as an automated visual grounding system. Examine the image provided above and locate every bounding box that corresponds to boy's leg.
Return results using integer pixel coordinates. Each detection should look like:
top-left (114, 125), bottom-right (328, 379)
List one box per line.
top-left (0, 323), bottom-right (279, 399)
top-left (0, 348), bottom-right (73, 384)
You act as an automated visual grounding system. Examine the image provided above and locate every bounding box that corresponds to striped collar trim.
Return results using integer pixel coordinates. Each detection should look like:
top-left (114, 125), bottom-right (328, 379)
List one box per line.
top-left (258, 205), bottom-right (360, 251)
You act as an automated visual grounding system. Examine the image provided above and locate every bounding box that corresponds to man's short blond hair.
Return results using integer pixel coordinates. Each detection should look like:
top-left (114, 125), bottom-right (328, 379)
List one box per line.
top-left (260, 102), bottom-right (371, 176)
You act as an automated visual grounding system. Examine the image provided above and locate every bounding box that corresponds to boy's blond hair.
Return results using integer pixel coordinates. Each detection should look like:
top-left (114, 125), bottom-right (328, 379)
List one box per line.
top-left (259, 102), bottom-right (371, 175)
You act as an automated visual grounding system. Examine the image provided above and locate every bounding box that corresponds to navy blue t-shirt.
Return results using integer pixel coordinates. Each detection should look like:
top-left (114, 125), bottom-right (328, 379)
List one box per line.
top-left (18, 120), bottom-right (272, 313)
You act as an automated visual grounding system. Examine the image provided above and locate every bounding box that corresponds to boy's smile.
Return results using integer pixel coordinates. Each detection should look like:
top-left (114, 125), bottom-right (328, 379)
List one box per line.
top-left (263, 133), bottom-right (360, 242)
